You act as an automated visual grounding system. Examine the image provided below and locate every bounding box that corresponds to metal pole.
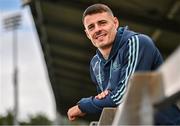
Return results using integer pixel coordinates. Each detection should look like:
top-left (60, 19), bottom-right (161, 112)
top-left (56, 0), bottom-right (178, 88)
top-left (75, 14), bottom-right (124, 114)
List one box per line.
top-left (3, 14), bottom-right (21, 126)
top-left (13, 27), bottom-right (19, 126)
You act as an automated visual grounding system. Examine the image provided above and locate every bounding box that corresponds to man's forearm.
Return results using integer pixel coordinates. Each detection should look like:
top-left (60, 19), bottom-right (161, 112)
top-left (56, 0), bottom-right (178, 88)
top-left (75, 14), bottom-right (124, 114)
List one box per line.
top-left (78, 93), bottom-right (117, 114)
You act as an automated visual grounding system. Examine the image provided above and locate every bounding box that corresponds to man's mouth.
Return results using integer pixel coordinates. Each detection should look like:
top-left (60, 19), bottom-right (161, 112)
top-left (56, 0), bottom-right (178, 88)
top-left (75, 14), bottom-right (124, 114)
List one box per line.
top-left (95, 33), bottom-right (107, 39)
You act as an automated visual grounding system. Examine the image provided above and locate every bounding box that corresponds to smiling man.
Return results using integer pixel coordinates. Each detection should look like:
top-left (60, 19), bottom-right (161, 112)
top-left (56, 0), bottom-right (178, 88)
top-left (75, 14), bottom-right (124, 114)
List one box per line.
top-left (67, 3), bottom-right (163, 122)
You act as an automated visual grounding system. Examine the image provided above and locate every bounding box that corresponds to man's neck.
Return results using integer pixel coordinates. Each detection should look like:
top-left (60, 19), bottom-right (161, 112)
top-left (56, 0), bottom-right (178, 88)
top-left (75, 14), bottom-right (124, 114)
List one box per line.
top-left (99, 47), bottom-right (112, 60)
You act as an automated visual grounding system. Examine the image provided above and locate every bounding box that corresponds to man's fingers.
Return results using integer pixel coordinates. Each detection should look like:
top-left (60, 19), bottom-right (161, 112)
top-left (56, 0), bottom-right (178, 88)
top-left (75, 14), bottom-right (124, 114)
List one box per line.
top-left (95, 94), bottom-right (103, 99)
top-left (101, 90), bottom-right (108, 97)
top-left (104, 90), bottom-right (109, 95)
top-left (101, 91), bottom-right (106, 98)
top-left (68, 115), bottom-right (76, 121)
top-left (95, 90), bottom-right (109, 99)
top-left (70, 116), bottom-right (76, 121)
top-left (95, 94), bottom-right (101, 99)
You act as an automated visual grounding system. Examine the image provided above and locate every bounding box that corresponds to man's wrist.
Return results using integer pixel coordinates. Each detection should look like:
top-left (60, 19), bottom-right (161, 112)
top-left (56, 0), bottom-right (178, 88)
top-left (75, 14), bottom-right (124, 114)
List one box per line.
top-left (77, 104), bottom-right (83, 113)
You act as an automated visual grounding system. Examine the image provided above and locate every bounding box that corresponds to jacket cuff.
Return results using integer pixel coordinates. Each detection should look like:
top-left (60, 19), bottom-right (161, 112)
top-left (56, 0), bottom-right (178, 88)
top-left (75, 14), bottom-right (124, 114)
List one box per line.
top-left (77, 96), bottom-right (102, 114)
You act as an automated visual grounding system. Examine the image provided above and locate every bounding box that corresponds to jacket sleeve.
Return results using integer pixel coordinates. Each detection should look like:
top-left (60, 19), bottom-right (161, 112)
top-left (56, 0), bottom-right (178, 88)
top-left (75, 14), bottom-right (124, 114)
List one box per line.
top-left (78, 34), bottom-right (163, 114)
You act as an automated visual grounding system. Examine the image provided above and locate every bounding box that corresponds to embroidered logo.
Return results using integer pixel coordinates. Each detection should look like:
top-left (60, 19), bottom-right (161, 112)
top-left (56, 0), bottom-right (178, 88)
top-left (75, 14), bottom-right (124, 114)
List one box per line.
top-left (112, 61), bottom-right (121, 71)
top-left (96, 72), bottom-right (104, 83)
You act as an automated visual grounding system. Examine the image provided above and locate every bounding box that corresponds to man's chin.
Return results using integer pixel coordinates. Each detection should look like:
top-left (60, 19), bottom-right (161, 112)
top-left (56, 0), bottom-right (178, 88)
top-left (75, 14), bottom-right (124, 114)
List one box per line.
top-left (97, 44), bottom-right (105, 48)
top-left (98, 45), bottom-right (109, 49)
top-left (97, 41), bottom-right (106, 46)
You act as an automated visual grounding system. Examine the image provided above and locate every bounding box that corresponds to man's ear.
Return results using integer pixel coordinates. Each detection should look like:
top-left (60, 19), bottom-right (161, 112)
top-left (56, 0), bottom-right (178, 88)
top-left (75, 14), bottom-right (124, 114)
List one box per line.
top-left (114, 17), bottom-right (119, 29)
top-left (85, 29), bottom-right (91, 40)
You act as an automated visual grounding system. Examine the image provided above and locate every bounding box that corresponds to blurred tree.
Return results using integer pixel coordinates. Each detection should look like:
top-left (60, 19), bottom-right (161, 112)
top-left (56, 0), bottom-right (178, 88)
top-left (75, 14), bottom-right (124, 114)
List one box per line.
top-left (25, 114), bottom-right (52, 125)
top-left (0, 110), bottom-right (13, 125)
top-left (0, 111), bottom-right (52, 125)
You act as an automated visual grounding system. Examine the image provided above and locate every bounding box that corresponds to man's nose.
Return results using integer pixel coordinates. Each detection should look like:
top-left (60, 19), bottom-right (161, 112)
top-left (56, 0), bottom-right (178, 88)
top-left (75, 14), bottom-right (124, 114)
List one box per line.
top-left (94, 24), bottom-right (102, 33)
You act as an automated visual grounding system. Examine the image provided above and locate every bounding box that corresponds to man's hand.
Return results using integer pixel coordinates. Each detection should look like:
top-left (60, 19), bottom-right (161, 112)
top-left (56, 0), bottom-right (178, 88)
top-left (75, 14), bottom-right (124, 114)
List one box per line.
top-left (67, 105), bottom-right (85, 121)
top-left (95, 90), bottom-right (109, 99)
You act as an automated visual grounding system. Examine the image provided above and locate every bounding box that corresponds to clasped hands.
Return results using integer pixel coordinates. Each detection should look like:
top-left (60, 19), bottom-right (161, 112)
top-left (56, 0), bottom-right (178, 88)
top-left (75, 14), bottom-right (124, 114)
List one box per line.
top-left (67, 90), bottom-right (109, 121)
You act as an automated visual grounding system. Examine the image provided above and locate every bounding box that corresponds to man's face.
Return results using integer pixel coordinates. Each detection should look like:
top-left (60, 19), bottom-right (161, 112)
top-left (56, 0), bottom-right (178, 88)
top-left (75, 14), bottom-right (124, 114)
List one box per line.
top-left (84, 12), bottom-right (119, 50)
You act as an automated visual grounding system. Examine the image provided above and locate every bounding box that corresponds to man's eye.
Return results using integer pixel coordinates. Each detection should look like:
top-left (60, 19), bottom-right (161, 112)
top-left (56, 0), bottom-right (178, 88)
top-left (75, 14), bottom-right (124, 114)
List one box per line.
top-left (100, 21), bottom-right (107, 25)
top-left (88, 26), bottom-right (94, 30)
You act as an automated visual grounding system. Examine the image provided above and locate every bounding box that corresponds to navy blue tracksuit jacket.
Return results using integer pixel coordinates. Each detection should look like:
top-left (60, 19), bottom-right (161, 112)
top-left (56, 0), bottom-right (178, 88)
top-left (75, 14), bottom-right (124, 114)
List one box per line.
top-left (78, 26), bottom-right (163, 114)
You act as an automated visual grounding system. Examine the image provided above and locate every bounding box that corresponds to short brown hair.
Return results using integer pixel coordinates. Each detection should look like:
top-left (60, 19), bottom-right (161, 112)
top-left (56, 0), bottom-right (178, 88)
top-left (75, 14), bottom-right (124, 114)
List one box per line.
top-left (82, 3), bottom-right (114, 23)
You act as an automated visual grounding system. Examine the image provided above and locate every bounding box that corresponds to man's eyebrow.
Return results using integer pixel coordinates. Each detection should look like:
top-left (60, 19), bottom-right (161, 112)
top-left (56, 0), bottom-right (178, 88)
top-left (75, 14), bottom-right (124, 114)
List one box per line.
top-left (98, 20), bottom-right (107, 23)
top-left (88, 24), bottom-right (94, 28)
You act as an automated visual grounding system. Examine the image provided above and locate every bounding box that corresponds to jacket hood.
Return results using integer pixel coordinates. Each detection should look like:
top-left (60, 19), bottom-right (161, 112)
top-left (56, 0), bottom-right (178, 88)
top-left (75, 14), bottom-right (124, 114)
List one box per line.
top-left (97, 26), bottom-right (138, 62)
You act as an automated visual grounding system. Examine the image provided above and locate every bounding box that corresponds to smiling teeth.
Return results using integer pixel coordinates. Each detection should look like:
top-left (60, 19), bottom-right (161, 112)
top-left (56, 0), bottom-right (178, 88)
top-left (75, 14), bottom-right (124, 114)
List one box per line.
top-left (96, 34), bottom-right (106, 39)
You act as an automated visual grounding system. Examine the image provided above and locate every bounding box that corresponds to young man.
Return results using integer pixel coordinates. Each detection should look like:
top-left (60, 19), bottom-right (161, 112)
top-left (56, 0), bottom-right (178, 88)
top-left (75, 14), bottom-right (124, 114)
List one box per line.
top-left (67, 3), bottom-right (163, 121)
